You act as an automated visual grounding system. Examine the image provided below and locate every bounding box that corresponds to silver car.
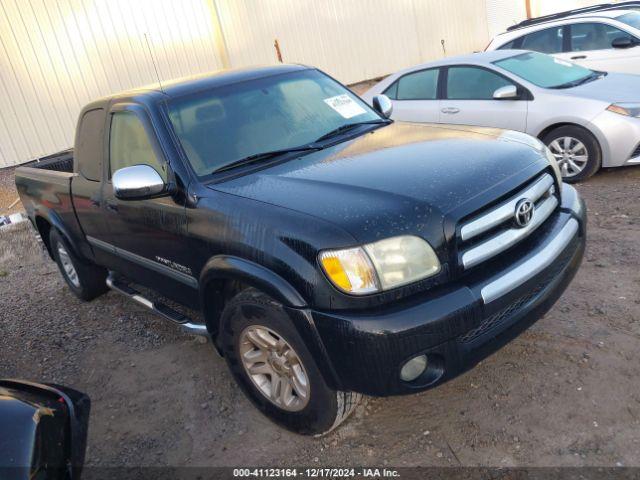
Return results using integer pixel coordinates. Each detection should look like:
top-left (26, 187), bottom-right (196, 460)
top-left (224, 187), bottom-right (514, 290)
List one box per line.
top-left (362, 50), bottom-right (640, 181)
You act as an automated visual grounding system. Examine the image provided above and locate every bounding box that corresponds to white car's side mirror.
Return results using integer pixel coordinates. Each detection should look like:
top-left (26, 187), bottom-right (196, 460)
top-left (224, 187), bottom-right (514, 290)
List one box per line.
top-left (493, 85), bottom-right (519, 100)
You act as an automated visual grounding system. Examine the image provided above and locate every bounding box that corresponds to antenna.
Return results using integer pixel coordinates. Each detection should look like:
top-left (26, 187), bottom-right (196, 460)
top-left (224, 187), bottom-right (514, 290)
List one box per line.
top-left (144, 33), bottom-right (165, 94)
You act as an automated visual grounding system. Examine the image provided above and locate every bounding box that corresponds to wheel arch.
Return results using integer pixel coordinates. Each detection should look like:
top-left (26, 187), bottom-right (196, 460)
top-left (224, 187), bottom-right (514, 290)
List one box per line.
top-left (199, 255), bottom-right (307, 338)
top-left (33, 211), bottom-right (82, 261)
top-left (536, 121), bottom-right (608, 165)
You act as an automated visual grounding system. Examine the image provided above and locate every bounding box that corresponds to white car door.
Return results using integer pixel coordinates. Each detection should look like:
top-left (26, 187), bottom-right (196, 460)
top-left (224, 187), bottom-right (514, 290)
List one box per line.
top-left (438, 66), bottom-right (528, 131)
top-left (555, 21), bottom-right (640, 75)
top-left (386, 67), bottom-right (441, 123)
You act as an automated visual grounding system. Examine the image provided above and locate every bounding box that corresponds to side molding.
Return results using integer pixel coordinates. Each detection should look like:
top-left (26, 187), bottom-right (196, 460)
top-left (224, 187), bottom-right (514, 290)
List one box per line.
top-left (199, 255), bottom-right (307, 308)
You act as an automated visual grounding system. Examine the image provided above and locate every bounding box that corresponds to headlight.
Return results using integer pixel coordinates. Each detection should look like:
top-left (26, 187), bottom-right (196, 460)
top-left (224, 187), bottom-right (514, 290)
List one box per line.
top-left (607, 103), bottom-right (640, 118)
top-left (319, 236), bottom-right (440, 295)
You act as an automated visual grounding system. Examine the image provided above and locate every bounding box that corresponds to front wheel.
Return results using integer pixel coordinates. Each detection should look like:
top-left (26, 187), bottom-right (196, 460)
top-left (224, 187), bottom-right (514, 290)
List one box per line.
top-left (220, 288), bottom-right (361, 435)
top-left (543, 125), bottom-right (601, 183)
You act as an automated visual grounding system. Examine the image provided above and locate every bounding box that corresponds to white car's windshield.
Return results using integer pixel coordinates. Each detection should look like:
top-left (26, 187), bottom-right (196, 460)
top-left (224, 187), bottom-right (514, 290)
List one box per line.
top-left (617, 11), bottom-right (640, 30)
top-left (167, 69), bottom-right (381, 177)
top-left (494, 52), bottom-right (597, 89)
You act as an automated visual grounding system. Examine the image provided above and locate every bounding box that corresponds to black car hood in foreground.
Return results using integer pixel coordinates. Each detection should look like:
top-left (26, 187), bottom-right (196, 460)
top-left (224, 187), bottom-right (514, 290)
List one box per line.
top-left (211, 122), bottom-right (549, 245)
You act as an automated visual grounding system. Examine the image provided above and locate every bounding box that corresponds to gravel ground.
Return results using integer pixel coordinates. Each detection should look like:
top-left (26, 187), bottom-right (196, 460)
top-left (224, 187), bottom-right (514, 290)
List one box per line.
top-left (1, 159), bottom-right (639, 468)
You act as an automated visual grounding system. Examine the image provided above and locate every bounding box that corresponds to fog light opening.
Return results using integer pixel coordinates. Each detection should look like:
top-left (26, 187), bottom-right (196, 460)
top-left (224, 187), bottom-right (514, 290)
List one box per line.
top-left (400, 354), bottom-right (428, 382)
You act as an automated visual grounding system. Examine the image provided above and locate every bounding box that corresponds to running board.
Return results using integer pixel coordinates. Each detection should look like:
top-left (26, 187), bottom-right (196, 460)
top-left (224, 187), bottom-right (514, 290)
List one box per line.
top-left (106, 273), bottom-right (208, 337)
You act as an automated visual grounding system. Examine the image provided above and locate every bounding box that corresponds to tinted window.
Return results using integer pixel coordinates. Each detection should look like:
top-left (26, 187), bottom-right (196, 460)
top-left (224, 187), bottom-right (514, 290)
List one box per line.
top-left (521, 26), bottom-right (564, 54)
top-left (109, 112), bottom-right (166, 179)
top-left (495, 52), bottom-right (593, 88)
top-left (167, 69), bottom-right (379, 176)
top-left (571, 22), bottom-right (633, 51)
top-left (383, 81), bottom-right (398, 99)
top-left (393, 69), bottom-right (439, 100)
top-left (446, 67), bottom-right (512, 100)
top-left (498, 40), bottom-right (517, 50)
top-left (76, 109), bottom-right (104, 181)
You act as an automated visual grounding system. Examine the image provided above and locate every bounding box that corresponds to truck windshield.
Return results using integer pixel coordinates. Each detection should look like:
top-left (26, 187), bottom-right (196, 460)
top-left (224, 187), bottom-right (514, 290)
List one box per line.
top-left (167, 69), bottom-right (380, 177)
top-left (494, 51), bottom-right (596, 89)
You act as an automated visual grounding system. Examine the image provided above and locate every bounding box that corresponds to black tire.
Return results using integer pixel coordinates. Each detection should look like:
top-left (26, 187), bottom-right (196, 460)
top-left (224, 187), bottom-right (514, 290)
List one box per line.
top-left (542, 125), bottom-right (601, 183)
top-left (49, 229), bottom-right (108, 301)
top-left (220, 288), bottom-right (361, 436)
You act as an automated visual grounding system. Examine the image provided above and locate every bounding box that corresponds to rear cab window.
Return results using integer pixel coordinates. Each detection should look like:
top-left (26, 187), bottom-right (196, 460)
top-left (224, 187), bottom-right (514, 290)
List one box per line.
top-left (76, 109), bottom-right (105, 182)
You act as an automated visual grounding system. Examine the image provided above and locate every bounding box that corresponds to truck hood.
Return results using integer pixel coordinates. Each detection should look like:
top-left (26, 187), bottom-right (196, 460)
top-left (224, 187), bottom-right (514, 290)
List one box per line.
top-left (559, 72), bottom-right (640, 103)
top-left (210, 123), bottom-right (548, 245)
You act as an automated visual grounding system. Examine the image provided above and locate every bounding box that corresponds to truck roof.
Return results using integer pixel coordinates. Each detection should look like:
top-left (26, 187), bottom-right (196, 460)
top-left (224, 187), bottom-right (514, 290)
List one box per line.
top-left (98, 64), bottom-right (310, 102)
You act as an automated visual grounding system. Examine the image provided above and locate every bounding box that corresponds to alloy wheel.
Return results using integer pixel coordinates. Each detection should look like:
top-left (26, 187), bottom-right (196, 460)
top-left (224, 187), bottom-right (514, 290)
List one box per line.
top-left (57, 243), bottom-right (80, 288)
top-left (239, 325), bottom-right (310, 412)
top-left (548, 136), bottom-right (589, 178)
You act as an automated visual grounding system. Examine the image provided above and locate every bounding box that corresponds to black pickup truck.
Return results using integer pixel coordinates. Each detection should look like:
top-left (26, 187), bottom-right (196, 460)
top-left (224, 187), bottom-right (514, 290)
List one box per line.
top-left (16, 65), bottom-right (586, 435)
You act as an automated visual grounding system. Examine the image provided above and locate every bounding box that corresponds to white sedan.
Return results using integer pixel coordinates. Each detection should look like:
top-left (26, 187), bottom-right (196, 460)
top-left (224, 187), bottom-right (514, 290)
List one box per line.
top-left (361, 50), bottom-right (640, 182)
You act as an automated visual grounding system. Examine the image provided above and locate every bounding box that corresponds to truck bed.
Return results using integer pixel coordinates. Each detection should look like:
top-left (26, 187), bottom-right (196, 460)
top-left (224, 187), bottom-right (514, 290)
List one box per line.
top-left (21, 149), bottom-right (74, 173)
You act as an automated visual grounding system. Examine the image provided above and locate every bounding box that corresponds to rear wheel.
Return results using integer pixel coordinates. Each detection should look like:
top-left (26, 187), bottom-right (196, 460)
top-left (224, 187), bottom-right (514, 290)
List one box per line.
top-left (220, 288), bottom-right (361, 435)
top-left (50, 229), bottom-right (108, 301)
top-left (543, 125), bottom-right (601, 183)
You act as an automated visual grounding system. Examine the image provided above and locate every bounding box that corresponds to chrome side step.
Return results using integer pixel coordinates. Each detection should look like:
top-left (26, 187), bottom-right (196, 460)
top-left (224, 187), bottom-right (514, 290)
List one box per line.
top-left (106, 273), bottom-right (208, 337)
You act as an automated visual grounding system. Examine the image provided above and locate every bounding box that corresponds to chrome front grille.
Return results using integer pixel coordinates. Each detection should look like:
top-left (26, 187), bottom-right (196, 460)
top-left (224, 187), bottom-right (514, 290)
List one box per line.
top-left (458, 173), bottom-right (558, 270)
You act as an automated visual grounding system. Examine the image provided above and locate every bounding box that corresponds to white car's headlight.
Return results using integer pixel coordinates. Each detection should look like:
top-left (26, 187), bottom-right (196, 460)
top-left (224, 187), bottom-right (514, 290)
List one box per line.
top-left (607, 103), bottom-right (640, 118)
top-left (319, 236), bottom-right (441, 295)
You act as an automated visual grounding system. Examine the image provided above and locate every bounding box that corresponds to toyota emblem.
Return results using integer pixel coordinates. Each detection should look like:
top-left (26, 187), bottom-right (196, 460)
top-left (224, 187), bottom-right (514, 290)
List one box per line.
top-left (514, 199), bottom-right (535, 228)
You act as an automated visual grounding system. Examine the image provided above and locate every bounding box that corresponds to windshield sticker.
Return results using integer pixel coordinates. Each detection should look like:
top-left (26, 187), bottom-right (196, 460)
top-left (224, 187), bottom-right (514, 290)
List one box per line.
top-left (554, 58), bottom-right (573, 67)
top-left (323, 94), bottom-right (367, 119)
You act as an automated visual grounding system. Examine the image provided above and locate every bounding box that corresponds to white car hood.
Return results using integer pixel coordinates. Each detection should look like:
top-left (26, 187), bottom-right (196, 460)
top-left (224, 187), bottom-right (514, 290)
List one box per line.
top-left (559, 72), bottom-right (640, 103)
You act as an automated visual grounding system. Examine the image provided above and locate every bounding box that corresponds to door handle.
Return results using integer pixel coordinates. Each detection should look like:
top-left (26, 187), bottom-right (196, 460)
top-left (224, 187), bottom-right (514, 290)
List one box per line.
top-left (441, 107), bottom-right (460, 114)
top-left (571, 55), bottom-right (587, 60)
top-left (105, 201), bottom-right (118, 213)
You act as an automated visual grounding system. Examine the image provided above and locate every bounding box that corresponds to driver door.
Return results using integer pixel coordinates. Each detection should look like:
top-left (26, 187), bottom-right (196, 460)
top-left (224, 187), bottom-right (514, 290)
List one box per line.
top-left (438, 66), bottom-right (528, 132)
top-left (95, 105), bottom-right (197, 305)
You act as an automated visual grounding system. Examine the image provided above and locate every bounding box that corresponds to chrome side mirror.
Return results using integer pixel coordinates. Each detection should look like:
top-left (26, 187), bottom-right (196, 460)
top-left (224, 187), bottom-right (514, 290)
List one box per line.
top-left (112, 164), bottom-right (167, 200)
top-left (493, 85), bottom-right (519, 100)
top-left (372, 94), bottom-right (393, 118)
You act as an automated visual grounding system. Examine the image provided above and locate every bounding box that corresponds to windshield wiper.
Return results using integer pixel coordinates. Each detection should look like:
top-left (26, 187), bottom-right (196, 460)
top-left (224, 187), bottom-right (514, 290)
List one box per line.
top-left (551, 71), bottom-right (605, 89)
top-left (313, 119), bottom-right (390, 143)
top-left (214, 145), bottom-right (321, 173)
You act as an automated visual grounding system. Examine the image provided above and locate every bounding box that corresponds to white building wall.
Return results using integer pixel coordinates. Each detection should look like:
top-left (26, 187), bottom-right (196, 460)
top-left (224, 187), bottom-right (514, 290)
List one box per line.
top-left (0, 0), bottom-right (224, 168)
top-left (486, 0), bottom-right (528, 37)
top-left (215, 0), bottom-right (491, 86)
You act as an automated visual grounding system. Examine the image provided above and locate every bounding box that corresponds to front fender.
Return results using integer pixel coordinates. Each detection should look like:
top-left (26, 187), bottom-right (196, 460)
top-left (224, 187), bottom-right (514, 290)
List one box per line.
top-left (199, 255), bottom-right (307, 308)
top-left (198, 256), bottom-right (342, 390)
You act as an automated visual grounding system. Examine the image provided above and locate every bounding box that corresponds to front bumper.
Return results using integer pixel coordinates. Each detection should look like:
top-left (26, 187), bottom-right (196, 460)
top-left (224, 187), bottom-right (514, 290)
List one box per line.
top-left (308, 184), bottom-right (586, 396)
top-left (589, 110), bottom-right (640, 167)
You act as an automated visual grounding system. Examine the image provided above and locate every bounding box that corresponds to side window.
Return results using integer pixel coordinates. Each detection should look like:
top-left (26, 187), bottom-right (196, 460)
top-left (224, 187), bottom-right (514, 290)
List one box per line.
top-left (109, 112), bottom-right (166, 180)
top-left (571, 22), bottom-right (631, 51)
top-left (446, 67), bottom-right (512, 100)
top-left (390, 69), bottom-right (439, 100)
top-left (383, 81), bottom-right (398, 99)
top-left (498, 39), bottom-right (517, 50)
top-left (76, 109), bottom-right (105, 182)
top-left (521, 26), bottom-right (564, 54)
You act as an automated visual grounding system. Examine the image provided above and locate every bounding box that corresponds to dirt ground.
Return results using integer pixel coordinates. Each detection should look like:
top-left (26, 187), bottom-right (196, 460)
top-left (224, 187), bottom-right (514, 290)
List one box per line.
top-left (1, 158), bottom-right (639, 468)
